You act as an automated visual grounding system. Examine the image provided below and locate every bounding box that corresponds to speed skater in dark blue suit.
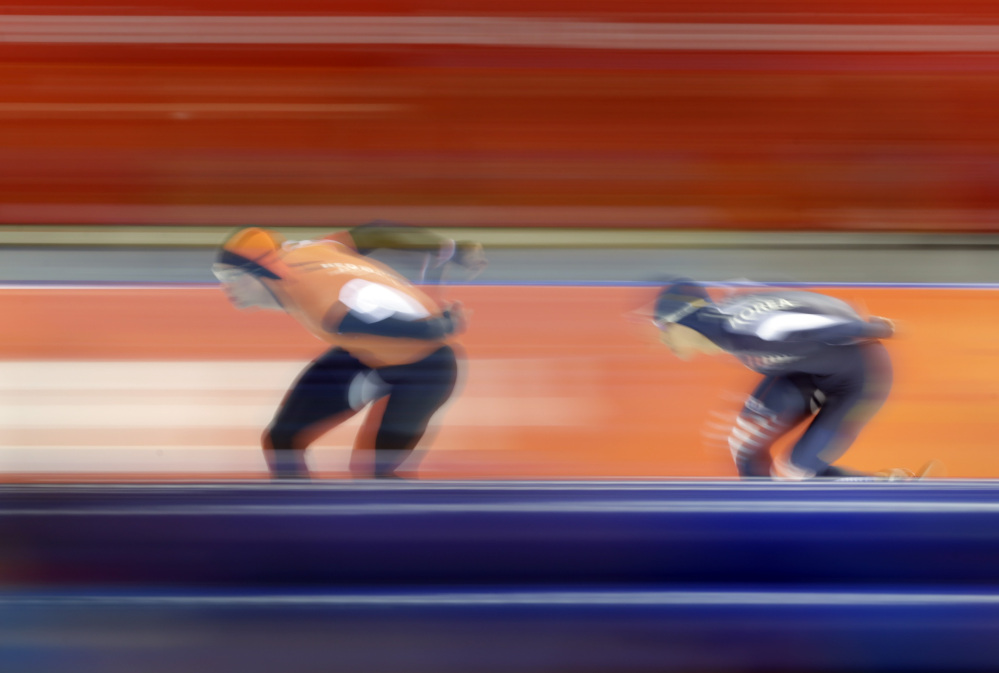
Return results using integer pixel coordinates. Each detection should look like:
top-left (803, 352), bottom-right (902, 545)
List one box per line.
top-left (651, 279), bottom-right (928, 481)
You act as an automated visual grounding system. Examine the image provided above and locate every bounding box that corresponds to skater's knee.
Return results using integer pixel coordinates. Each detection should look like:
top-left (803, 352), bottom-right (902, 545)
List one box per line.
top-left (376, 427), bottom-right (420, 453)
top-left (263, 424), bottom-right (302, 453)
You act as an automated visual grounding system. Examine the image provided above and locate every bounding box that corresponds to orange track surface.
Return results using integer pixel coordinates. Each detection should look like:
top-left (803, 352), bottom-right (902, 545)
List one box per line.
top-left (2, 284), bottom-right (997, 480)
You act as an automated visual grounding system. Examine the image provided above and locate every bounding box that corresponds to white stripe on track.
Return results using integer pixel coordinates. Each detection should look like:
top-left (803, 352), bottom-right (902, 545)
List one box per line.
top-left (0, 445), bottom-right (274, 473)
top-left (0, 361), bottom-right (601, 446)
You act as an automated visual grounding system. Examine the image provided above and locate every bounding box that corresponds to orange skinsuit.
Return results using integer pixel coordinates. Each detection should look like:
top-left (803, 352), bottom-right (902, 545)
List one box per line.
top-left (216, 228), bottom-right (462, 479)
top-left (322, 219), bottom-right (462, 284)
top-left (265, 239), bottom-right (452, 367)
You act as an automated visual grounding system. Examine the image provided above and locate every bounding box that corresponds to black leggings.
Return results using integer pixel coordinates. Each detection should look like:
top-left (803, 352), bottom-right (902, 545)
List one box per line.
top-left (729, 342), bottom-right (893, 479)
top-left (265, 345), bottom-right (459, 478)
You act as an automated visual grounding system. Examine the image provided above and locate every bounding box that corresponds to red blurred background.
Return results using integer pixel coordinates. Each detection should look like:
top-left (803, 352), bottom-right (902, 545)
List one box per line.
top-left (4, 0), bottom-right (999, 230)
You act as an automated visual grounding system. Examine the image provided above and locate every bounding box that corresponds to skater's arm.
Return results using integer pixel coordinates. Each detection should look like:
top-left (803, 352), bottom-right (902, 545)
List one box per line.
top-left (753, 312), bottom-right (894, 345)
top-left (335, 306), bottom-right (465, 340)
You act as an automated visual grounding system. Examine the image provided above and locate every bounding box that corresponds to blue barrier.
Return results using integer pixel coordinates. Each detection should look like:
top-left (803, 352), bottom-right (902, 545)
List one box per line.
top-left (2, 586), bottom-right (999, 673)
top-left (2, 480), bottom-right (999, 586)
top-left (3, 480), bottom-right (999, 672)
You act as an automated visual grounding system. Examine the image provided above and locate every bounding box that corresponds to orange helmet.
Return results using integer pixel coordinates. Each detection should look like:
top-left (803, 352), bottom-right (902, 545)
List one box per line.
top-left (214, 227), bottom-right (286, 279)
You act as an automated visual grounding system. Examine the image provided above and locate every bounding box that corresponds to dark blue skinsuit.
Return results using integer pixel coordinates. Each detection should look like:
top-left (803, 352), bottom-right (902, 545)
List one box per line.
top-left (671, 290), bottom-right (893, 479)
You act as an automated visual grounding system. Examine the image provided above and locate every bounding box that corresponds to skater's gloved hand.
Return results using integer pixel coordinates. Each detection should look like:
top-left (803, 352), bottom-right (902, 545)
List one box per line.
top-left (442, 301), bottom-right (468, 335)
top-left (867, 316), bottom-right (895, 338)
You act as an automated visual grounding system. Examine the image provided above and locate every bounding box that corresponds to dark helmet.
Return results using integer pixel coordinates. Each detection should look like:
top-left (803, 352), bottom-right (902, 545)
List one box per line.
top-left (653, 277), bottom-right (713, 327)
